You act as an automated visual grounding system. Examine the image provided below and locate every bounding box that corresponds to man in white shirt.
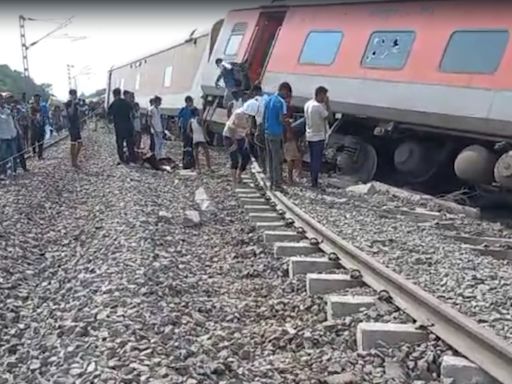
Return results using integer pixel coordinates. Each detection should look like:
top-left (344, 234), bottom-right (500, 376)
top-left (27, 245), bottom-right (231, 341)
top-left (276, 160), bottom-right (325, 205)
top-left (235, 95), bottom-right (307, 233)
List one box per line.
top-left (0, 93), bottom-right (19, 178)
top-left (243, 84), bottom-right (268, 173)
top-left (304, 86), bottom-right (331, 188)
top-left (150, 96), bottom-right (164, 159)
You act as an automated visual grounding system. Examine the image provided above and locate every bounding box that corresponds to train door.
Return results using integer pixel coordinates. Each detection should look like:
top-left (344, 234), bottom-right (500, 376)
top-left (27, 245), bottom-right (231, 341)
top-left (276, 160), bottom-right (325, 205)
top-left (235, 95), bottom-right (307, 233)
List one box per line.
top-left (243, 11), bottom-right (286, 84)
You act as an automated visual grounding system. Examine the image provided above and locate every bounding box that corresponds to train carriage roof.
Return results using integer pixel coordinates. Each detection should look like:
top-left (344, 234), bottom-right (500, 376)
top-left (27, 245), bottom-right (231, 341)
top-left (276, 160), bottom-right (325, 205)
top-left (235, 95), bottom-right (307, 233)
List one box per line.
top-left (109, 28), bottom-right (212, 72)
top-left (229, 0), bottom-right (440, 11)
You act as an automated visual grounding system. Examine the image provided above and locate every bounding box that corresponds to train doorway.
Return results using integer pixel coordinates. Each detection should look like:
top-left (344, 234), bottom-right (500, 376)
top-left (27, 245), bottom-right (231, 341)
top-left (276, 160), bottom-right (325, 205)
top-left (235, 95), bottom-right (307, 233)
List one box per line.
top-left (243, 11), bottom-right (286, 85)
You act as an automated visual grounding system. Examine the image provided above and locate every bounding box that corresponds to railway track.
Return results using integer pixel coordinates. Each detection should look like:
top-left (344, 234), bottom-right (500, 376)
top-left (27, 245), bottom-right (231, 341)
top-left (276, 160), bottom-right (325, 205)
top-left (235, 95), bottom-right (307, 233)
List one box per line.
top-left (237, 164), bottom-right (512, 384)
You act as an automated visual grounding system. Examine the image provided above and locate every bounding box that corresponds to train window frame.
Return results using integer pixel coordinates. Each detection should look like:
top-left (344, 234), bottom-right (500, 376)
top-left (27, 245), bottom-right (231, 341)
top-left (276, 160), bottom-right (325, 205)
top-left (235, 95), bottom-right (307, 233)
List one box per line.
top-left (439, 29), bottom-right (510, 74)
top-left (361, 30), bottom-right (416, 70)
top-left (135, 73), bottom-right (141, 90)
top-left (163, 66), bottom-right (173, 87)
top-left (223, 22), bottom-right (248, 57)
top-left (298, 30), bottom-right (344, 66)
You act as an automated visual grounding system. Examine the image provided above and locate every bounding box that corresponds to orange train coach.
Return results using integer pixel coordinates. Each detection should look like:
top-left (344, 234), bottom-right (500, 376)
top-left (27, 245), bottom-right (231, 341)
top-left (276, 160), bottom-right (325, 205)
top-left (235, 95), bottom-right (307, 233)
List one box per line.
top-left (107, 0), bottom-right (512, 194)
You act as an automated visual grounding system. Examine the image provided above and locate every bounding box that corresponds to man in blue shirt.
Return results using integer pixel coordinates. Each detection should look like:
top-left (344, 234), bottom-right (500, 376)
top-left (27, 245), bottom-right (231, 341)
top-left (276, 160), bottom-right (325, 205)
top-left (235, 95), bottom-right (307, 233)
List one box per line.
top-left (263, 82), bottom-right (292, 190)
top-left (177, 95), bottom-right (199, 168)
top-left (215, 58), bottom-right (238, 108)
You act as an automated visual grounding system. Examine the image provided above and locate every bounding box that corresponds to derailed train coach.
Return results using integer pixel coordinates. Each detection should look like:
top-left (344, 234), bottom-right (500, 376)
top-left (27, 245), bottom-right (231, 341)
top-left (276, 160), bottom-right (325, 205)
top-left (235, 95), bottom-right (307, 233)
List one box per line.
top-left (106, 20), bottom-right (224, 115)
top-left (107, 0), bottom-right (512, 195)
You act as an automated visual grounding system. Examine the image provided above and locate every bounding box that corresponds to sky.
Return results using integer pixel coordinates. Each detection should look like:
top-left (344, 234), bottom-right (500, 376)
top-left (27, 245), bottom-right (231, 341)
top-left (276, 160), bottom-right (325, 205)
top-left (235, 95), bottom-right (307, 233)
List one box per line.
top-left (0, 3), bottom-right (236, 99)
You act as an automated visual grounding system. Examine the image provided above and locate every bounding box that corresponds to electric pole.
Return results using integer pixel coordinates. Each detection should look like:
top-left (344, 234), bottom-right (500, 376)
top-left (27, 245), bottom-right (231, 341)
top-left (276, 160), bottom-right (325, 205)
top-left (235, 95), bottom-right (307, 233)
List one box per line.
top-left (19, 16), bottom-right (30, 80)
top-left (18, 15), bottom-right (81, 95)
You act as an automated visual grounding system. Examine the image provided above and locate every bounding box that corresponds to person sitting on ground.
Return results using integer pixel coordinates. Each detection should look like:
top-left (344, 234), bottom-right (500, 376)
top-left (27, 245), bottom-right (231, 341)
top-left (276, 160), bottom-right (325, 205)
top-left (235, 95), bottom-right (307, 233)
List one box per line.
top-left (138, 123), bottom-right (173, 173)
top-left (188, 115), bottom-right (212, 174)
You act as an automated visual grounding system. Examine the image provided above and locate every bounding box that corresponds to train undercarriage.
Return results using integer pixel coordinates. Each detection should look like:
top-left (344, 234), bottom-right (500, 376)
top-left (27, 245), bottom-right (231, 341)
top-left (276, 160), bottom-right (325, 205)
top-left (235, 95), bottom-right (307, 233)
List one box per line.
top-left (318, 114), bottom-right (512, 208)
top-left (201, 86), bottom-right (512, 208)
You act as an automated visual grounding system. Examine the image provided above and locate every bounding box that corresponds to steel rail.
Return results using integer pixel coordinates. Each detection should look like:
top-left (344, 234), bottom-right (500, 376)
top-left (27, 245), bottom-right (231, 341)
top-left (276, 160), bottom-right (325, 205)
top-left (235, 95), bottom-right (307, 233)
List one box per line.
top-left (249, 165), bottom-right (512, 384)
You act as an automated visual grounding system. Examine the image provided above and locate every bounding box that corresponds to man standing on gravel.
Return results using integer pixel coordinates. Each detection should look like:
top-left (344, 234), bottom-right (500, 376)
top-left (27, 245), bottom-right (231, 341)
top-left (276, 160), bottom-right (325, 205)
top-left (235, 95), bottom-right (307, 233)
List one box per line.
top-left (243, 84), bottom-right (267, 172)
top-left (304, 86), bottom-right (331, 189)
top-left (264, 82), bottom-right (292, 191)
top-left (30, 94), bottom-right (46, 160)
top-left (178, 96), bottom-right (199, 169)
top-left (0, 93), bottom-right (19, 178)
top-left (65, 89), bottom-right (83, 169)
top-left (150, 96), bottom-right (165, 159)
top-left (108, 88), bottom-right (136, 165)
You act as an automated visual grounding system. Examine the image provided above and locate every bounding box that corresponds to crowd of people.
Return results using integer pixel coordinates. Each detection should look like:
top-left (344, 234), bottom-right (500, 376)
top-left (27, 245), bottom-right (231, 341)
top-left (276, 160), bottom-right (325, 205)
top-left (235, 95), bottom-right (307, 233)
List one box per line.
top-left (217, 83), bottom-right (331, 190)
top-left (2, 65), bottom-right (332, 190)
top-left (0, 89), bottom-right (106, 179)
top-left (214, 56), bottom-right (332, 190)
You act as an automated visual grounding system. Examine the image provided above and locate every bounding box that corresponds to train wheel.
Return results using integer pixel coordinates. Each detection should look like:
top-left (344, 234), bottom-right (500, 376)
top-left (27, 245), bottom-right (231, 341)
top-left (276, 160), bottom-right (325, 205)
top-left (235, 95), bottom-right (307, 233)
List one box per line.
top-left (335, 137), bottom-right (377, 183)
top-left (454, 145), bottom-right (497, 185)
top-left (393, 141), bottom-right (441, 183)
top-left (494, 151), bottom-right (512, 189)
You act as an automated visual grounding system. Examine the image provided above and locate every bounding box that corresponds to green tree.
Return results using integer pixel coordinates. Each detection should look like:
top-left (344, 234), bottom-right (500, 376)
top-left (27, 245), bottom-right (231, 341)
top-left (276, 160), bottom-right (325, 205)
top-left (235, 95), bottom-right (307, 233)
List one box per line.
top-left (0, 64), bottom-right (52, 100)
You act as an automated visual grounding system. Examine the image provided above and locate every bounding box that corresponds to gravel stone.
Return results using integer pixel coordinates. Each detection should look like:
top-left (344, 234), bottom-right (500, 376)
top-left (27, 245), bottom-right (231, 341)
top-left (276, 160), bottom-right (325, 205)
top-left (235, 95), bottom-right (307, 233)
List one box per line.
top-left (0, 127), bottom-right (483, 383)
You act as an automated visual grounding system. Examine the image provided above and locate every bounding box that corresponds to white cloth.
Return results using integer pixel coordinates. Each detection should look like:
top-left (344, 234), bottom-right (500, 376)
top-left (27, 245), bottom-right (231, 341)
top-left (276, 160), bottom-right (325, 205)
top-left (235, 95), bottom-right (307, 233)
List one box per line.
top-left (153, 130), bottom-right (165, 159)
top-left (243, 95), bottom-right (267, 125)
top-left (133, 111), bottom-right (141, 132)
top-left (190, 118), bottom-right (206, 143)
top-left (304, 99), bottom-right (329, 142)
top-left (0, 106), bottom-right (17, 140)
top-left (223, 107), bottom-right (249, 139)
top-left (221, 61), bottom-right (232, 70)
top-left (150, 106), bottom-right (163, 133)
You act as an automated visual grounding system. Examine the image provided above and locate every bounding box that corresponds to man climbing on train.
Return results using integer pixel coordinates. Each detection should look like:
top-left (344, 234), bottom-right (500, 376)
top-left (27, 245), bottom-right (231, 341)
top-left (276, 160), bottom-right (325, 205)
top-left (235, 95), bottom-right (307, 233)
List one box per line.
top-left (214, 58), bottom-right (238, 108)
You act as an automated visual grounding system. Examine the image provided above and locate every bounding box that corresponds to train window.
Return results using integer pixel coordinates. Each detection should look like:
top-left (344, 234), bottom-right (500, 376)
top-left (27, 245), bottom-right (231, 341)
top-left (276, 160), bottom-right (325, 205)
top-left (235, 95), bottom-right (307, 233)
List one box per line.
top-left (362, 31), bottom-right (415, 69)
top-left (224, 22), bottom-right (247, 56)
top-left (299, 31), bottom-right (343, 65)
top-left (163, 66), bottom-right (173, 87)
top-left (440, 30), bottom-right (509, 74)
top-left (135, 73), bottom-right (141, 90)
